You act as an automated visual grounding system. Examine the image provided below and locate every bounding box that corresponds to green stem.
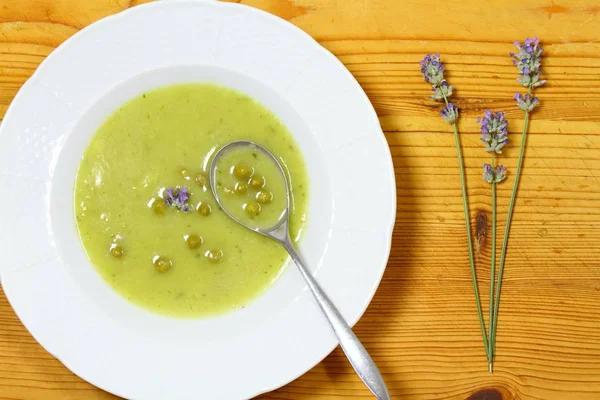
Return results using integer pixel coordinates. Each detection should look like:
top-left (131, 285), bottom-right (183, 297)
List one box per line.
top-left (490, 87), bottom-right (532, 359)
top-left (488, 154), bottom-right (496, 373)
top-left (443, 96), bottom-right (490, 362)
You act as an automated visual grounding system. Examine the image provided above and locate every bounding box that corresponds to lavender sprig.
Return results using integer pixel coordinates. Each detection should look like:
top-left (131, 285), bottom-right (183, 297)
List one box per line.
top-left (420, 54), bottom-right (490, 364)
top-left (480, 110), bottom-right (509, 373)
top-left (491, 38), bottom-right (546, 364)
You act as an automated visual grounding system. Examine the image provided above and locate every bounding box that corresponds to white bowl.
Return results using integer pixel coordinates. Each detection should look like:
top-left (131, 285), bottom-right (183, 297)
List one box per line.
top-left (0, 1), bottom-right (396, 399)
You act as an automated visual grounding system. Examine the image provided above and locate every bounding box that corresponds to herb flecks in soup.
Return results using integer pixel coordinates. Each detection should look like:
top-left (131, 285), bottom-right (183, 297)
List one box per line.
top-left (75, 83), bottom-right (309, 318)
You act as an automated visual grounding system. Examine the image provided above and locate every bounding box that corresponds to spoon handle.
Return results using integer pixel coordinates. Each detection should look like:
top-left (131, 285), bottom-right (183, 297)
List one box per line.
top-left (282, 241), bottom-right (391, 400)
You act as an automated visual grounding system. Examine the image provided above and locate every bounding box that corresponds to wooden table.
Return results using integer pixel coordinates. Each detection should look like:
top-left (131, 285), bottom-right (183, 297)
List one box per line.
top-left (1, 1), bottom-right (599, 399)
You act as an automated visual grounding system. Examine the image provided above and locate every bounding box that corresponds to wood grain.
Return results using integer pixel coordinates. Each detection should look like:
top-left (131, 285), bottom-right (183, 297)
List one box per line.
top-left (1, 0), bottom-right (599, 399)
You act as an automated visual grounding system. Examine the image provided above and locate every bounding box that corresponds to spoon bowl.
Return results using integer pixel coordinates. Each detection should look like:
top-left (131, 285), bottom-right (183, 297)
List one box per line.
top-left (209, 140), bottom-right (291, 243)
top-left (209, 141), bottom-right (391, 400)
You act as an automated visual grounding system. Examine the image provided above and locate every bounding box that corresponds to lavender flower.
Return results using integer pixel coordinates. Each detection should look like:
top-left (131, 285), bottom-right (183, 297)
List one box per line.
top-left (440, 103), bottom-right (459, 123)
top-left (478, 110), bottom-right (509, 153)
top-left (483, 164), bottom-right (507, 184)
top-left (483, 164), bottom-right (494, 183)
top-left (514, 93), bottom-right (539, 112)
top-left (511, 37), bottom-right (546, 88)
top-left (420, 54), bottom-right (454, 101)
top-left (431, 80), bottom-right (453, 101)
top-left (420, 54), bottom-right (460, 123)
top-left (420, 54), bottom-right (445, 86)
top-left (495, 165), bottom-right (507, 182)
top-left (164, 187), bottom-right (191, 212)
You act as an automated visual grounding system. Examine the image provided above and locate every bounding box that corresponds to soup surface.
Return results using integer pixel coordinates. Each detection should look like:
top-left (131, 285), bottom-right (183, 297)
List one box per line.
top-left (75, 83), bottom-right (309, 318)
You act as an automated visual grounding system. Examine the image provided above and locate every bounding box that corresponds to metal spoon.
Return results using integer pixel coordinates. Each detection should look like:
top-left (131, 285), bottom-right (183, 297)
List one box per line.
top-left (209, 140), bottom-right (390, 400)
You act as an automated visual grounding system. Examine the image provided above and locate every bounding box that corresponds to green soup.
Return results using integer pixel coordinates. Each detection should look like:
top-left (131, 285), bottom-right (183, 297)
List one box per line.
top-left (74, 83), bottom-right (309, 318)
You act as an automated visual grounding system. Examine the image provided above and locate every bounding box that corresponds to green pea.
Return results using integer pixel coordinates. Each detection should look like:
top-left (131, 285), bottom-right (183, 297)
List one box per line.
top-left (110, 244), bottom-right (124, 258)
top-left (249, 174), bottom-right (265, 189)
top-left (205, 249), bottom-right (224, 263)
top-left (154, 256), bottom-right (172, 273)
top-left (234, 182), bottom-right (248, 195)
top-left (195, 173), bottom-right (208, 187)
top-left (152, 199), bottom-right (167, 215)
top-left (197, 202), bottom-right (212, 216)
top-left (186, 234), bottom-right (203, 249)
top-left (245, 201), bottom-right (261, 216)
top-left (256, 190), bottom-right (273, 204)
top-left (233, 164), bottom-right (253, 180)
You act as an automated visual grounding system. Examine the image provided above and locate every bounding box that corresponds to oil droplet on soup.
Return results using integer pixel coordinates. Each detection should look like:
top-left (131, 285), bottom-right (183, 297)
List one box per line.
top-left (74, 83), bottom-right (309, 318)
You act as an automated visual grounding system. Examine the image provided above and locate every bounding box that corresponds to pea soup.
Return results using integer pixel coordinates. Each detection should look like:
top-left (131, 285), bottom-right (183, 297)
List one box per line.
top-left (74, 83), bottom-right (309, 318)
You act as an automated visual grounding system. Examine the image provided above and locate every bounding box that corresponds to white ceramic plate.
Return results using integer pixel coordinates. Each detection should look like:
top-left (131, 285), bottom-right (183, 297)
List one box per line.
top-left (0, 1), bottom-right (395, 399)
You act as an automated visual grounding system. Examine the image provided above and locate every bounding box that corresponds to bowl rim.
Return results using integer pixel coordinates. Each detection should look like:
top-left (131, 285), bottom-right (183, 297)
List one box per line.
top-left (0, 1), bottom-right (397, 398)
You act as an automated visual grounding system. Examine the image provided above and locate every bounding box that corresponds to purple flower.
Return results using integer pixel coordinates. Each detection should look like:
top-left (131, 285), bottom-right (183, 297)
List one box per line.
top-left (483, 164), bottom-right (507, 184)
top-left (431, 80), bottom-right (453, 101)
top-left (478, 110), bottom-right (509, 153)
top-left (495, 165), bottom-right (507, 182)
top-left (177, 187), bottom-right (189, 204)
top-left (420, 54), bottom-right (457, 122)
top-left (483, 164), bottom-right (494, 183)
top-left (440, 103), bottom-right (459, 124)
top-left (164, 187), bottom-right (191, 212)
top-left (511, 37), bottom-right (546, 88)
top-left (514, 93), bottom-right (539, 112)
top-left (420, 54), bottom-right (446, 87)
top-left (164, 189), bottom-right (175, 205)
